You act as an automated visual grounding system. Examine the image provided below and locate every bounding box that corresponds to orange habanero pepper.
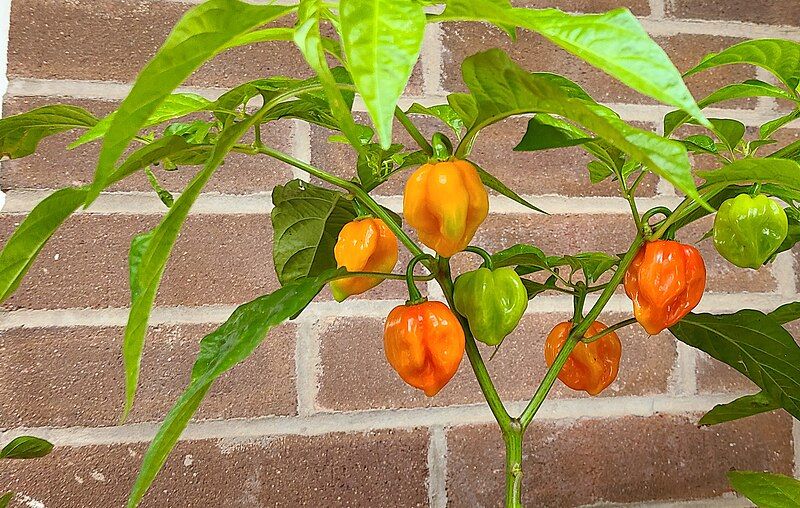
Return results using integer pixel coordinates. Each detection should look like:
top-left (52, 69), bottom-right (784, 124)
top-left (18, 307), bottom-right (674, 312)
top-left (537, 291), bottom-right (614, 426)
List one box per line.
top-left (330, 218), bottom-right (398, 302)
top-left (623, 240), bottom-right (706, 335)
top-left (403, 159), bottom-right (489, 258)
top-left (384, 300), bottom-right (465, 397)
top-left (544, 321), bottom-right (622, 396)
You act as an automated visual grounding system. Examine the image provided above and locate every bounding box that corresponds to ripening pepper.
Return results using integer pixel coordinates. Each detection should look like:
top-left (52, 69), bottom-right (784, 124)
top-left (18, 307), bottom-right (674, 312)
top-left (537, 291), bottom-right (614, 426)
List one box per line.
top-left (544, 320), bottom-right (622, 396)
top-left (403, 159), bottom-right (489, 257)
top-left (384, 300), bottom-right (465, 396)
top-left (329, 218), bottom-right (398, 302)
top-left (624, 240), bottom-right (706, 335)
top-left (453, 267), bottom-right (528, 346)
top-left (713, 194), bottom-right (788, 269)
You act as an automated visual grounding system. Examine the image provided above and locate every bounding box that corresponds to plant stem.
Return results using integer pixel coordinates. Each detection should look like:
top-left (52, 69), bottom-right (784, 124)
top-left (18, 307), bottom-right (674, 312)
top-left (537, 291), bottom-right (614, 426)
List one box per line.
top-left (330, 271), bottom-right (435, 282)
top-left (582, 317), bottom-right (637, 343)
top-left (518, 235), bottom-right (644, 429)
top-left (435, 256), bottom-right (511, 430)
top-left (395, 106), bottom-right (433, 155)
top-left (503, 420), bottom-right (524, 508)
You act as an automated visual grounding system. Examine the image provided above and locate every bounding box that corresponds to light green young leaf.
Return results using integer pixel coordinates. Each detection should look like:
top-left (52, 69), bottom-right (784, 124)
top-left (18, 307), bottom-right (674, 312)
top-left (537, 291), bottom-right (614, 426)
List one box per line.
top-left (698, 158), bottom-right (800, 191)
top-left (708, 118), bottom-right (745, 152)
top-left (122, 116), bottom-right (256, 421)
top-left (435, 5), bottom-right (709, 127)
top-left (761, 109), bottom-right (800, 139)
top-left (340, 0), bottom-right (426, 148)
top-left (0, 105), bottom-right (97, 158)
top-left (664, 80), bottom-right (798, 135)
top-left (406, 103), bottom-right (465, 138)
top-left (685, 39), bottom-right (800, 91)
top-left (698, 391), bottom-right (780, 426)
top-left (514, 115), bottom-right (594, 151)
top-left (127, 269), bottom-right (339, 508)
top-left (87, 0), bottom-right (294, 204)
top-left (0, 187), bottom-right (88, 304)
top-left (129, 230), bottom-right (155, 302)
top-left (437, 0), bottom-right (517, 37)
top-left (271, 180), bottom-right (357, 285)
top-left (0, 436), bottom-right (54, 459)
top-left (0, 492), bottom-right (11, 508)
top-left (458, 49), bottom-right (704, 206)
top-left (70, 93), bottom-right (211, 149)
top-left (728, 471), bottom-right (800, 508)
top-left (670, 310), bottom-right (800, 420)
top-left (295, 1), bottom-right (364, 151)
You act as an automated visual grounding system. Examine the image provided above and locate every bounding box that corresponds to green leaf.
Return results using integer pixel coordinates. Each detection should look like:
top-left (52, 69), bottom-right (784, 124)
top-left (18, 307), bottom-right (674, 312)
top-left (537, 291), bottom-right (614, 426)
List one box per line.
top-left (356, 143), bottom-right (405, 191)
top-left (698, 391), bottom-right (780, 426)
top-left (126, 269), bottom-right (337, 508)
top-left (129, 230), bottom-right (155, 302)
top-left (447, 93), bottom-right (479, 127)
top-left (663, 80), bottom-right (798, 136)
top-left (0, 436), bottom-right (53, 459)
top-left (0, 104), bottom-right (97, 159)
top-left (698, 158), bottom-right (800, 191)
top-left (558, 252), bottom-right (619, 283)
top-left (670, 310), bottom-right (800, 420)
top-left (406, 103), bottom-right (465, 138)
top-left (771, 208), bottom-right (800, 259)
top-left (761, 109), bottom-right (800, 139)
top-left (0, 492), bottom-right (11, 508)
top-left (492, 244), bottom-right (549, 273)
top-left (458, 49), bottom-right (704, 206)
top-left (270, 180), bottom-right (357, 286)
top-left (514, 115), bottom-right (594, 151)
top-left (340, 0), bottom-right (426, 148)
top-left (0, 187), bottom-right (88, 304)
top-left (709, 118), bottom-right (745, 152)
top-left (295, 1), bottom-right (364, 151)
top-left (682, 134), bottom-right (717, 154)
top-left (728, 471), bottom-right (800, 508)
top-left (144, 168), bottom-right (174, 208)
top-left (474, 163), bottom-right (546, 214)
top-left (122, 115), bottom-right (257, 420)
top-left (588, 161), bottom-right (614, 184)
top-left (436, 4), bottom-right (708, 127)
top-left (522, 277), bottom-right (559, 299)
top-left (769, 139), bottom-right (800, 161)
top-left (685, 39), bottom-right (800, 91)
top-left (87, 0), bottom-right (293, 203)
top-left (70, 93), bottom-right (211, 148)
top-left (438, 0), bottom-right (517, 37)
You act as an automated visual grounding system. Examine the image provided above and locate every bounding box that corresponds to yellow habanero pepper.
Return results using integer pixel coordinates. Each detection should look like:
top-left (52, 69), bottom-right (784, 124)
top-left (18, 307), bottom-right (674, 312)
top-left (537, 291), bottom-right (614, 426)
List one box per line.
top-left (330, 218), bottom-right (398, 302)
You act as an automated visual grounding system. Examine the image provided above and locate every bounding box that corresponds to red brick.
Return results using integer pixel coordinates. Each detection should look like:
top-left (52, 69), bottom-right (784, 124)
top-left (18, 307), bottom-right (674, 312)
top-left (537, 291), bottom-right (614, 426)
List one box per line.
top-left (0, 429), bottom-right (429, 507)
top-left (317, 312), bottom-right (676, 411)
top-left (0, 214), bottom-right (277, 310)
top-left (666, 0), bottom-right (800, 26)
top-left (8, 0), bottom-right (423, 93)
top-left (1, 97), bottom-right (296, 195)
top-left (441, 25), bottom-right (754, 107)
top-left (515, 0), bottom-right (650, 15)
top-left (0, 324), bottom-right (297, 427)
top-left (447, 412), bottom-right (794, 507)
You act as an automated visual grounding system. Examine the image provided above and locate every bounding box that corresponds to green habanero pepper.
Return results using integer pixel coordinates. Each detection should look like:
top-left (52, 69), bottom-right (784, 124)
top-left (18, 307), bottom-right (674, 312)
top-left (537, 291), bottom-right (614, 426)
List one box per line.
top-left (453, 248), bottom-right (528, 346)
top-left (713, 194), bottom-right (788, 269)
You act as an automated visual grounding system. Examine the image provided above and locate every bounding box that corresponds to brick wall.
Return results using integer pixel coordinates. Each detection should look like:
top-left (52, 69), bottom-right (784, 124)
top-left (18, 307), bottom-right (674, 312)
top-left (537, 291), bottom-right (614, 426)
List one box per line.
top-left (1, 1), bottom-right (799, 507)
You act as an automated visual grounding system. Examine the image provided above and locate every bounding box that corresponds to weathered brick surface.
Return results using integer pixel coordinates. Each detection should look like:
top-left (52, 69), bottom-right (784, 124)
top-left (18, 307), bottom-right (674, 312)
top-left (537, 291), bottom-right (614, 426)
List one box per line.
top-left (0, 430), bottom-right (429, 507)
top-left (447, 413), bottom-right (794, 507)
top-left (318, 312), bottom-right (676, 411)
top-left (441, 27), bottom-right (754, 107)
top-left (1, 97), bottom-right (296, 194)
top-left (0, 324), bottom-right (297, 427)
top-left (666, 0), bottom-right (800, 26)
top-left (7, 0), bottom-right (423, 93)
top-left (516, 0), bottom-right (650, 15)
top-left (0, 214), bottom-right (277, 310)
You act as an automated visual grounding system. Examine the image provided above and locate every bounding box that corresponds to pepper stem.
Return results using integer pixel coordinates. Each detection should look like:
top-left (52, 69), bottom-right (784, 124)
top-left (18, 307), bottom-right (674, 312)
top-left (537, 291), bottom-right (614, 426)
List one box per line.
top-left (640, 206), bottom-right (674, 240)
top-left (465, 246), bottom-right (494, 270)
top-left (405, 253), bottom-right (433, 305)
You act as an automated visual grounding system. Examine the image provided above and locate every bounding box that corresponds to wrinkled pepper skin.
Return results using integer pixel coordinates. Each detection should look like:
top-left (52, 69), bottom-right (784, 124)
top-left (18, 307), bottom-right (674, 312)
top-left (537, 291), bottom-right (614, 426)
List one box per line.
top-left (330, 218), bottom-right (398, 302)
top-left (544, 321), bottom-right (621, 396)
top-left (713, 194), bottom-right (788, 269)
top-left (384, 300), bottom-right (465, 396)
top-left (624, 240), bottom-right (706, 335)
top-left (403, 159), bottom-right (489, 257)
top-left (453, 267), bottom-right (528, 346)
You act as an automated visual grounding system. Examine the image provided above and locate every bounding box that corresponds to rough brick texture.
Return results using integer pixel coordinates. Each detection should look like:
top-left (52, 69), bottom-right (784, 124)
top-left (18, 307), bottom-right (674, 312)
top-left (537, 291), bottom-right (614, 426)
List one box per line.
top-left (2, 0), bottom-right (799, 507)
